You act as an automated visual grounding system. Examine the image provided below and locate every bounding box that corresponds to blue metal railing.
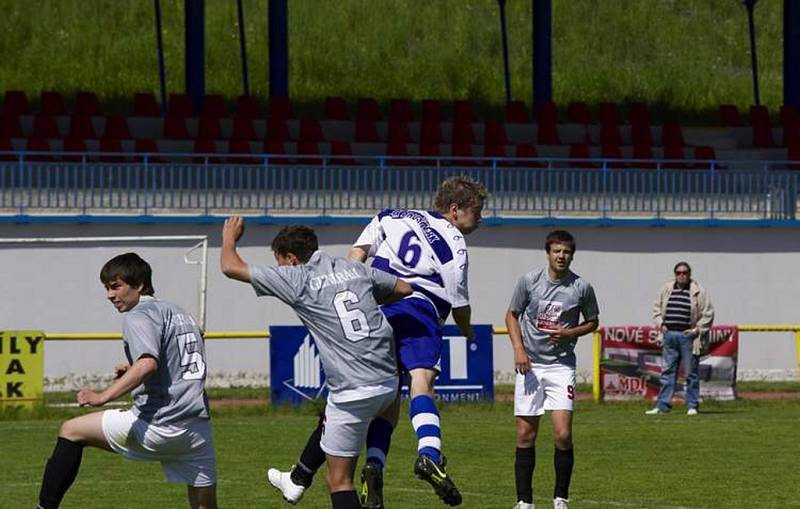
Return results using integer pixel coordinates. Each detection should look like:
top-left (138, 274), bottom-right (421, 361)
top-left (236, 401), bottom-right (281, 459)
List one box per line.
top-left (0, 151), bottom-right (797, 220)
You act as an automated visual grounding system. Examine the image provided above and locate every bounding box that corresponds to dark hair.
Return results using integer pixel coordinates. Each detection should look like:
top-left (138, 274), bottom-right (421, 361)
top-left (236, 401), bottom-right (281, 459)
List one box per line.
top-left (433, 175), bottom-right (488, 213)
top-left (673, 261), bottom-right (691, 274)
top-left (545, 230), bottom-right (576, 253)
top-left (271, 225), bottom-right (319, 263)
top-left (100, 252), bottom-right (155, 295)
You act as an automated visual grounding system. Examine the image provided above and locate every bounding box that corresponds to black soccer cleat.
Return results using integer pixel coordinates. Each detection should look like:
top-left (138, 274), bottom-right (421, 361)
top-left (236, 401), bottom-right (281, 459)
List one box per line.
top-left (359, 461), bottom-right (385, 509)
top-left (413, 454), bottom-right (462, 507)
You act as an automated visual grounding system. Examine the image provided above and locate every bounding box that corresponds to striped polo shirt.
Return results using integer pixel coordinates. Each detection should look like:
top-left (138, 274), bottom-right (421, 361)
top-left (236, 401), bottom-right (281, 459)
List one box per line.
top-left (664, 285), bottom-right (692, 331)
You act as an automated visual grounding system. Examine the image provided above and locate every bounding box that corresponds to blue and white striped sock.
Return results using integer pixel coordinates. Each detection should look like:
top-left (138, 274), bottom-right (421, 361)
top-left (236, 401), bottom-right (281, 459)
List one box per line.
top-left (409, 395), bottom-right (441, 464)
top-left (365, 417), bottom-right (394, 471)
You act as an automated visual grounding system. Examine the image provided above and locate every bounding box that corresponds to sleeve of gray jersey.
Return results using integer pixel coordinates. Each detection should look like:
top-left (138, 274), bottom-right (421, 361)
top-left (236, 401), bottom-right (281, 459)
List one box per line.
top-left (249, 263), bottom-right (301, 304)
top-left (580, 282), bottom-right (600, 321)
top-left (508, 274), bottom-right (530, 314)
top-left (122, 310), bottom-right (162, 363)
top-left (369, 267), bottom-right (399, 302)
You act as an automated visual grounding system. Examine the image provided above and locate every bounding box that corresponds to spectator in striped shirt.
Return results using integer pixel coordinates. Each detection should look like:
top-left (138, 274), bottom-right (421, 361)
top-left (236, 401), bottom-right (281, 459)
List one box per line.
top-left (646, 262), bottom-right (714, 416)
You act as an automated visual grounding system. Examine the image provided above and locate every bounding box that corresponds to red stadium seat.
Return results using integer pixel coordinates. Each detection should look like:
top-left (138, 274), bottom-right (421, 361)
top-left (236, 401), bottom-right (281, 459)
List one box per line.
top-left (299, 119), bottom-right (325, 142)
top-left (197, 115), bottom-right (222, 141)
top-left (662, 145), bottom-right (685, 169)
top-left (356, 97), bottom-right (381, 123)
top-left (0, 112), bottom-right (23, 139)
top-left (598, 102), bottom-right (620, 127)
top-left (135, 139), bottom-right (163, 163)
top-left (692, 146), bottom-right (718, 169)
top-left (451, 122), bottom-right (475, 145)
top-left (134, 93), bottom-right (161, 117)
top-left (354, 118), bottom-right (380, 143)
top-left (389, 98), bottom-right (413, 123)
top-left (536, 101), bottom-right (560, 145)
top-left (484, 120), bottom-right (508, 146)
top-left (600, 123), bottom-right (622, 149)
top-left (628, 102), bottom-right (651, 127)
top-left (567, 102), bottom-right (591, 125)
top-left (263, 139), bottom-right (290, 165)
top-left (631, 143), bottom-right (656, 169)
top-left (601, 143), bottom-right (625, 168)
top-left (266, 117), bottom-right (292, 142)
top-left (201, 94), bottom-right (228, 118)
top-left (783, 116), bottom-right (800, 148)
top-left (40, 91), bottom-right (66, 115)
top-left (227, 139), bottom-right (258, 164)
top-left (719, 104), bottom-right (743, 127)
top-left (505, 100), bottom-right (530, 123)
top-left (268, 96), bottom-right (294, 119)
top-left (483, 144), bottom-right (509, 166)
top-left (568, 143), bottom-right (597, 168)
top-left (63, 137), bottom-right (88, 162)
top-left (3, 90), bottom-right (30, 115)
top-left (68, 115), bottom-right (96, 140)
top-left (32, 114), bottom-right (60, 139)
top-left (421, 100), bottom-right (443, 124)
top-left (420, 120), bottom-right (443, 145)
top-left (163, 115), bottom-right (189, 140)
top-left (386, 141), bottom-right (411, 166)
top-left (26, 137), bottom-right (53, 161)
top-left (631, 123), bottom-right (654, 147)
top-left (330, 141), bottom-right (357, 165)
top-left (193, 139), bottom-right (218, 163)
top-left (452, 100), bottom-right (477, 124)
top-left (750, 105), bottom-right (774, 147)
top-left (387, 120), bottom-right (412, 143)
top-left (168, 94), bottom-right (193, 117)
top-left (788, 142), bottom-right (800, 170)
top-left (235, 95), bottom-right (261, 118)
top-left (296, 140), bottom-right (322, 165)
top-left (0, 137), bottom-right (16, 161)
top-left (450, 142), bottom-right (480, 166)
top-left (103, 115), bottom-right (132, 140)
top-left (514, 143), bottom-right (541, 166)
top-left (231, 115), bottom-right (257, 141)
top-left (324, 96), bottom-right (349, 121)
top-left (98, 137), bottom-right (126, 162)
top-left (661, 124), bottom-right (684, 148)
top-left (418, 142), bottom-right (440, 163)
top-left (74, 91), bottom-right (102, 116)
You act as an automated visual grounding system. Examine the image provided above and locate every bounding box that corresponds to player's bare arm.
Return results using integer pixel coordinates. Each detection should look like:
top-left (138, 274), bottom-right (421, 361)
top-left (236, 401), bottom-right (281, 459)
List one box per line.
top-left (546, 319), bottom-right (599, 344)
top-left (113, 363), bottom-right (130, 379)
top-left (221, 216), bottom-right (252, 282)
top-left (349, 244), bottom-right (370, 262)
top-left (77, 355), bottom-right (158, 407)
top-left (376, 279), bottom-right (413, 305)
top-left (452, 305), bottom-right (475, 340)
top-left (505, 309), bottom-right (530, 374)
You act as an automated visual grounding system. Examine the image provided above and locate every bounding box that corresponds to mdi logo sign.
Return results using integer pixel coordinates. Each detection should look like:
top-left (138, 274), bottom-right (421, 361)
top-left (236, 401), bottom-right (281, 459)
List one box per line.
top-left (269, 324), bottom-right (494, 406)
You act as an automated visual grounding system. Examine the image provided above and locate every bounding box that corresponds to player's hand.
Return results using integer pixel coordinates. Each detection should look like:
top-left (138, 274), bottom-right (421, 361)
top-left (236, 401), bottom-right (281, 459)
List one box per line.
top-left (113, 363), bottom-right (130, 379)
top-left (513, 347), bottom-right (530, 374)
top-left (546, 326), bottom-right (575, 344)
top-left (77, 388), bottom-right (106, 407)
top-left (223, 216), bottom-right (245, 243)
top-left (683, 328), bottom-right (698, 338)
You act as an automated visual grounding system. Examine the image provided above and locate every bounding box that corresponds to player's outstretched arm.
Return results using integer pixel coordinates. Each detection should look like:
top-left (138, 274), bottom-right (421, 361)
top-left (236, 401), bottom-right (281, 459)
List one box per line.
top-left (221, 216), bottom-right (251, 282)
top-left (77, 356), bottom-right (158, 407)
top-left (452, 305), bottom-right (475, 340)
top-left (379, 279), bottom-right (413, 304)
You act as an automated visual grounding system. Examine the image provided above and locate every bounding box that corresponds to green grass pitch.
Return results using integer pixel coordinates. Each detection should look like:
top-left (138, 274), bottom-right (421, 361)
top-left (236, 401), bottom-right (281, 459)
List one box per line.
top-left (3, 398), bottom-right (799, 508)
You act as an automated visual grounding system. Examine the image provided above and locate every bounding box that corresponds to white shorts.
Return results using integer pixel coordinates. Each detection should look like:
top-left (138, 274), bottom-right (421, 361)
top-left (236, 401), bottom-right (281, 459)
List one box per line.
top-left (101, 409), bottom-right (217, 487)
top-left (514, 363), bottom-right (577, 416)
top-left (320, 390), bottom-right (397, 457)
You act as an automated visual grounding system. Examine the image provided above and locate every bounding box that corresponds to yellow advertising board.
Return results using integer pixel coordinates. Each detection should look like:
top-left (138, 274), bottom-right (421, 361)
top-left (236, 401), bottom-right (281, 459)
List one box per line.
top-left (0, 330), bottom-right (45, 406)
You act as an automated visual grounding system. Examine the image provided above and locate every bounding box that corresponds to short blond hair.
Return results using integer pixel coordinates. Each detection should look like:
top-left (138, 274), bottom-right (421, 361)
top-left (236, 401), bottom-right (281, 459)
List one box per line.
top-left (433, 175), bottom-right (487, 212)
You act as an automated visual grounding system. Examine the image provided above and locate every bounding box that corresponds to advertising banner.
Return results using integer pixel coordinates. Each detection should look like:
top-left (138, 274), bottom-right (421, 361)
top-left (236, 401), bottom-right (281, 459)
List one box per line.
top-left (600, 325), bottom-right (738, 401)
top-left (269, 324), bottom-right (494, 405)
top-left (0, 330), bottom-right (45, 406)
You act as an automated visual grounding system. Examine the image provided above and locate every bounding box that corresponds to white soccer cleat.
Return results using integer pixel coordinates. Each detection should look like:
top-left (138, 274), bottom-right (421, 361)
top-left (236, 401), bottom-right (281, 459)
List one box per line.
top-left (553, 497), bottom-right (569, 509)
top-left (645, 407), bottom-right (668, 415)
top-left (687, 408), bottom-right (699, 416)
top-left (514, 501), bottom-right (535, 509)
top-left (267, 467), bottom-right (306, 505)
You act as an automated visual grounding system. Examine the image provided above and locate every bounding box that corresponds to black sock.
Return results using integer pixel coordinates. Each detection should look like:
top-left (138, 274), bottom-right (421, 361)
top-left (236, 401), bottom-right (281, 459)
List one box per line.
top-left (330, 490), bottom-right (361, 509)
top-left (554, 447), bottom-right (574, 500)
top-left (38, 437), bottom-right (84, 509)
top-left (290, 416), bottom-right (325, 488)
top-left (514, 446), bottom-right (536, 503)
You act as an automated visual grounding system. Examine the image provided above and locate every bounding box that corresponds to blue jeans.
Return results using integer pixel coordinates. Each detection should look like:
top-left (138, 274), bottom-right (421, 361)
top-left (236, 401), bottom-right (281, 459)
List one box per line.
top-left (655, 331), bottom-right (700, 411)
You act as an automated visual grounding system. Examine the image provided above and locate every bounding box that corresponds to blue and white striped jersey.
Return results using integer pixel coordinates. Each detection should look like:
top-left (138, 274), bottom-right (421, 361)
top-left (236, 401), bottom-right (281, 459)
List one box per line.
top-left (354, 208), bottom-right (470, 319)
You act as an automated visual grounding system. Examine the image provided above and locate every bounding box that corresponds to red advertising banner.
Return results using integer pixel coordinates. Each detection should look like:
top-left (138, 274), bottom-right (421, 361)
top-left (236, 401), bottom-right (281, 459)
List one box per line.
top-left (600, 326), bottom-right (738, 401)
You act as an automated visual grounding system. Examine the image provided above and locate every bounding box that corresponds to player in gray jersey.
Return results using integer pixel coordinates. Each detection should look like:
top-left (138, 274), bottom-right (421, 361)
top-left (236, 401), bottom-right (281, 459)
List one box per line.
top-left (37, 253), bottom-right (216, 509)
top-left (505, 231), bottom-right (599, 509)
top-left (221, 218), bottom-right (412, 509)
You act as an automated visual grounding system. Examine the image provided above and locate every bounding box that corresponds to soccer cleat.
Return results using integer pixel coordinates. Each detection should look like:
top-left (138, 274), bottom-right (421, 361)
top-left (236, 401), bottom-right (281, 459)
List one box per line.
top-left (360, 461), bottom-right (385, 509)
top-left (645, 407), bottom-right (668, 415)
top-left (514, 502), bottom-right (535, 509)
top-left (414, 454), bottom-right (462, 506)
top-left (553, 497), bottom-right (569, 509)
top-left (687, 408), bottom-right (699, 416)
top-left (267, 467), bottom-right (306, 505)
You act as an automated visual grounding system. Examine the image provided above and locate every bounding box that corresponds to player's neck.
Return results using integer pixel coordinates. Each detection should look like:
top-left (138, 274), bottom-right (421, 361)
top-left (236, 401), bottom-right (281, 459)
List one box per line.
top-left (548, 267), bottom-right (569, 281)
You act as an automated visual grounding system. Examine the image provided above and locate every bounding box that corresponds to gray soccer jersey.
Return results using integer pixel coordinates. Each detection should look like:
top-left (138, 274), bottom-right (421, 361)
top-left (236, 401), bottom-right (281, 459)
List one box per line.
top-left (250, 251), bottom-right (399, 395)
top-left (122, 296), bottom-right (210, 425)
top-left (508, 268), bottom-right (599, 367)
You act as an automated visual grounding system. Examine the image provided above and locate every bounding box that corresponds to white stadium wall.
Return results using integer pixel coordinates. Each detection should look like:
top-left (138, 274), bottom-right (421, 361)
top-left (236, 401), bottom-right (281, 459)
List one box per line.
top-left (1, 222), bottom-right (798, 388)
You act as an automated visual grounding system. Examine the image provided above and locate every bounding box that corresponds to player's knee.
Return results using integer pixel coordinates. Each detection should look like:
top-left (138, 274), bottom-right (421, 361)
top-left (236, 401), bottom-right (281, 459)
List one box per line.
top-left (58, 418), bottom-right (80, 441)
top-left (553, 431), bottom-right (573, 449)
top-left (516, 427), bottom-right (537, 446)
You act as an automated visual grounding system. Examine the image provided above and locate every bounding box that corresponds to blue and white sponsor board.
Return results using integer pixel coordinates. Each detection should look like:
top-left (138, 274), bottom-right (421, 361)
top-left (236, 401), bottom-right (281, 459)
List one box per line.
top-left (269, 324), bottom-right (494, 406)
